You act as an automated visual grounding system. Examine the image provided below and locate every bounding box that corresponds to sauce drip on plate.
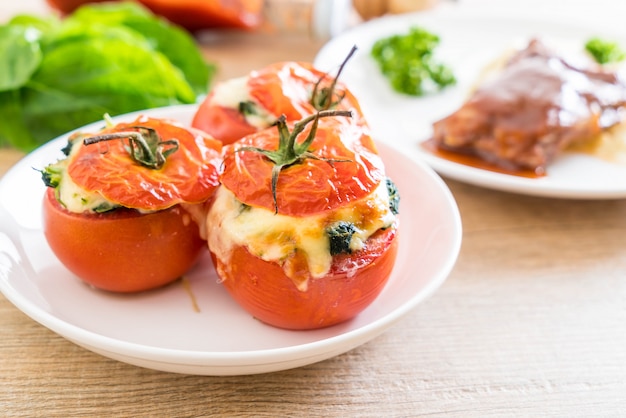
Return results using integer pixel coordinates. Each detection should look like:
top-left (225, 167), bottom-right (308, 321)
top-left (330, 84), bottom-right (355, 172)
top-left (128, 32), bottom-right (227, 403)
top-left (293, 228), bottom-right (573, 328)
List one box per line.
top-left (429, 38), bottom-right (626, 174)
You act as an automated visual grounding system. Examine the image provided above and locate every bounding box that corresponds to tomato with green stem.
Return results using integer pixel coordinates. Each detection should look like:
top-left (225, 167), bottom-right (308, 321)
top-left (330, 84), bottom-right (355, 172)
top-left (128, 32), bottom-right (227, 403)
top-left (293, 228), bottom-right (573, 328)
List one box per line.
top-left (192, 48), bottom-right (362, 145)
top-left (206, 110), bottom-right (400, 329)
top-left (41, 116), bottom-right (222, 292)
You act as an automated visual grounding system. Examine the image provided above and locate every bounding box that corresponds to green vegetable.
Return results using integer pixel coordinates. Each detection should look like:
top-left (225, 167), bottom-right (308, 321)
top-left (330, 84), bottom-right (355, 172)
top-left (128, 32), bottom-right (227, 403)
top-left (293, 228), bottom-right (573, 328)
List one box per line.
top-left (585, 37), bottom-right (626, 64)
top-left (371, 26), bottom-right (456, 96)
top-left (0, 25), bottom-right (42, 91)
top-left (386, 178), bottom-right (400, 215)
top-left (41, 160), bottom-right (62, 188)
top-left (239, 100), bottom-right (260, 117)
top-left (327, 221), bottom-right (357, 256)
top-left (237, 109), bottom-right (352, 214)
top-left (0, 2), bottom-right (215, 152)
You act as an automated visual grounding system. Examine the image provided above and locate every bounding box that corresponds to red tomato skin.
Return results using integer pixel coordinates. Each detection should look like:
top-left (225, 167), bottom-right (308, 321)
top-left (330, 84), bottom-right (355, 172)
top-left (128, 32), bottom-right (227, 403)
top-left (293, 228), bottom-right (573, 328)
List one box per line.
top-left (191, 61), bottom-right (365, 145)
top-left (137, 0), bottom-right (263, 31)
top-left (210, 225), bottom-right (399, 330)
top-left (67, 116), bottom-right (222, 211)
top-left (45, 0), bottom-right (263, 30)
top-left (42, 188), bottom-right (205, 293)
top-left (247, 61), bottom-right (364, 121)
top-left (191, 94), bottom-right (257, 145)
top-left (220, 117), bottom-right (386, 216)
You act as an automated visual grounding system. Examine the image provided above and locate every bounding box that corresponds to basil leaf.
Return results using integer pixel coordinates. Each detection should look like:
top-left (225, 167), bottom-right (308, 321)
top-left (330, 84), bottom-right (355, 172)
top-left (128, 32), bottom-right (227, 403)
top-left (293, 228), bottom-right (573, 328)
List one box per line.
top-left (0, 2), bottom-right (214, 151)
top-left (0, 90), bottom-right (37, 149)
top-left (0, 25), bottom-right (42, 91)
top-left (21, 23), bottom-right (196, 145)
top-left (69, 2), bottom-right (214, 96)
top-left (8, 14), bottom-right (59, 33)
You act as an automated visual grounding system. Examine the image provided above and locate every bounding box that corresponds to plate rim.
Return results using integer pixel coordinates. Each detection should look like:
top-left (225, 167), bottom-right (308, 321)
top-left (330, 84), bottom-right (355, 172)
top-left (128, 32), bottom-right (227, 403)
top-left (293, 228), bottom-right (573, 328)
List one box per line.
top-left (313, 9), bottom-right (626, 200)
top-left (0, 105), bottom-right (462, 374)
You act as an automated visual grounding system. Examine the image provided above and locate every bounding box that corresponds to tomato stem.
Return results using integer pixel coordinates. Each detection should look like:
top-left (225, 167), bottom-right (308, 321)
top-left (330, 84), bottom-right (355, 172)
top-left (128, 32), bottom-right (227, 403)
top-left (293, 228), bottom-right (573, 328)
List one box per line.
top-left (83, 126), bottom-right (179, 170)
top-left (237, 109), bottom-right (353, 214)
top-left (310, 45), bottom-right (357, 110)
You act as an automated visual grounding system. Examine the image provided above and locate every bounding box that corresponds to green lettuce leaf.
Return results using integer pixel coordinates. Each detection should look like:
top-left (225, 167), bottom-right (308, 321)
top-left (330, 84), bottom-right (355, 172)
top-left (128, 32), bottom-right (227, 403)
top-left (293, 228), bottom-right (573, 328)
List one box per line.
top-left (0, 25), bottom-right (42, 91)
top-left (0, 2), bottom-right (215, 151)
top-left (69, 2), bottom-right (214, 96)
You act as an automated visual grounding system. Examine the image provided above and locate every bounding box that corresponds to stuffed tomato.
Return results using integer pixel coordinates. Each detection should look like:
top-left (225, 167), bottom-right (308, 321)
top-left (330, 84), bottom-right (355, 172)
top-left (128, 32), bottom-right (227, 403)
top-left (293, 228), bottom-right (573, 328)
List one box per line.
top-left (41, 116), bottom-right (222, 292)
top-left (191, 54), bottom-right (363, 145)
top-left (205, 110), bottom-right (400, 330)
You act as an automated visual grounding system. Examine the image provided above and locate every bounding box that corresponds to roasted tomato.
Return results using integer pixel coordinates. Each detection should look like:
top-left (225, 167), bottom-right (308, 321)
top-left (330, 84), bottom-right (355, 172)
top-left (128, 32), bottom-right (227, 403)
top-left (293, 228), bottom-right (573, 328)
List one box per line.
top-left (206, 111), bottom-right (400, 329)
top-left (43, 188), bottom-right (207, 292)
top-left (214, 225), bottom-right (398, 330)
top-left (41, 116), bottom-right (222, 292)
top-left (191, 53), bottom-right (363, 145)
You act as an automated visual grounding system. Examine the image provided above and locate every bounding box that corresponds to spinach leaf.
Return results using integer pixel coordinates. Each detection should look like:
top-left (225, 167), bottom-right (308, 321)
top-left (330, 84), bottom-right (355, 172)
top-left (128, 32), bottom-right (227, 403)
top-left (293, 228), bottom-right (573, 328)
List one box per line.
top-left (327, 221), bottom-right (356, 256)
top-left (386, 177), bottom-right (400, 215)
top-left (585, 37), bottom-right (626, 64)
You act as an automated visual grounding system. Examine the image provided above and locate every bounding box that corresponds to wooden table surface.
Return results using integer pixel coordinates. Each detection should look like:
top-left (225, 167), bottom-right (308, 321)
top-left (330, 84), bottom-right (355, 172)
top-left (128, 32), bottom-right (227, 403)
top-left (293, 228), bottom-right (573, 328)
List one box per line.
top-left (2, 1), bottom-right (626, 417)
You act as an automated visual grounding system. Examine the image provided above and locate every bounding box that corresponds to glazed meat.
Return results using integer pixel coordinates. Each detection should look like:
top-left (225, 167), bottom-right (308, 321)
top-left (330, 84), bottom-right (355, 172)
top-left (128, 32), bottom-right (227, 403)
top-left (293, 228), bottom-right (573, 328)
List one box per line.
top-left (431, 39), bottom-right (626, 173)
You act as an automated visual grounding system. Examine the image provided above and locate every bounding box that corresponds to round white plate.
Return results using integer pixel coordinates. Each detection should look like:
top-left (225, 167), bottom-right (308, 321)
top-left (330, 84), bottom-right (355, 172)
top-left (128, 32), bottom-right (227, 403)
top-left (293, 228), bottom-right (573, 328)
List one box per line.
top-left (0, 105), bottom-right (461, 376)
top-left (314, 9), bottom-right (626, 199)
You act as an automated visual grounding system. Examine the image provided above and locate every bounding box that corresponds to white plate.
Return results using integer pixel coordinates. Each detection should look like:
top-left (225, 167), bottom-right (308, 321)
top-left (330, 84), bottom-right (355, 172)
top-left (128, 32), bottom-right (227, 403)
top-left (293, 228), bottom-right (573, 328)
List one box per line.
top-left (0, 105), bottom-right (461, 376)
top-left (314, 9), bottom-right (626, 199)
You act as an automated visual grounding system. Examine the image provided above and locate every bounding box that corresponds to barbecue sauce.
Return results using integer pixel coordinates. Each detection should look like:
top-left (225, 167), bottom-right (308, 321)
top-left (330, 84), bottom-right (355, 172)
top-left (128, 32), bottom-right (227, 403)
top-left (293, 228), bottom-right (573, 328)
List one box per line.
top-left (429, 39), bottom-right (626, 175)
top-left (421, 138), bottom-right (545, 178)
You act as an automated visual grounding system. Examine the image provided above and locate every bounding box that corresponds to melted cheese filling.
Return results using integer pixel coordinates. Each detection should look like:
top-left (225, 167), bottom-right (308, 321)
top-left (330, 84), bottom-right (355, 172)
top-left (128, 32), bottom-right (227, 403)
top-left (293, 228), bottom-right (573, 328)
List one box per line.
top-left (58, 169), bottom-right (114, 213)
top-left (46, 144), bottom-right (119, 213)
top-left (206, 182), bottom-right (396, 291)
top-left (210, 76), bottom-right (277, 129)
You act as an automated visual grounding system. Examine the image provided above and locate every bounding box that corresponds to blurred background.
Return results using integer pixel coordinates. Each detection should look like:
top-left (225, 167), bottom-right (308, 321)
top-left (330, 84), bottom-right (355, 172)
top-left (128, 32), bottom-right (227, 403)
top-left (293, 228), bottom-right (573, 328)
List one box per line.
top-left (1, 0), bottom-right (622, 37)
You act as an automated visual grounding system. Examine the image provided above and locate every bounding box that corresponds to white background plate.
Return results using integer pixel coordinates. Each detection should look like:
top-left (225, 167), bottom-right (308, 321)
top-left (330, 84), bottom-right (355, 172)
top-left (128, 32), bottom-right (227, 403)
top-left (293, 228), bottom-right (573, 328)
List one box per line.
top-left (0, 105), bottom-right (461, 376)
top-left (314, 9), bottom-right (626, 199)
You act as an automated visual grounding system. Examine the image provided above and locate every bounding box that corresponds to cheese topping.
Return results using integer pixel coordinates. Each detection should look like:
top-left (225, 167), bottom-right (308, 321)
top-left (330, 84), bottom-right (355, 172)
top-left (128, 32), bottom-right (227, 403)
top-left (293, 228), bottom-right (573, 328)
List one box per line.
top-left (58, 167), bottom-right (114, 213)
top-left (44, 144), bottom-right (119, 213)
top-left (210, 76), bottom-right (277, 129)
top-left (206, 182), bottom-right (396, 291)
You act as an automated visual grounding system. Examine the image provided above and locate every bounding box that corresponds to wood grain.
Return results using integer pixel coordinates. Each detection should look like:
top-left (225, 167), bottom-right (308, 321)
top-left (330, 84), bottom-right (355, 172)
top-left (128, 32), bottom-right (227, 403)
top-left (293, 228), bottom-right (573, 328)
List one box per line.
top-left (3, 178), bottom-right (626, 417)
top-left (2, 1), bottom-right (626, 417)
